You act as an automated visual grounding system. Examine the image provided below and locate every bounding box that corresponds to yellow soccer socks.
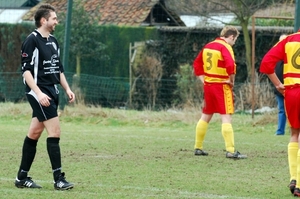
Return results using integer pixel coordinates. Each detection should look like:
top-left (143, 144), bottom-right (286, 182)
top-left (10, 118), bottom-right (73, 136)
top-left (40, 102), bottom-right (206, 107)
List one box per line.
top-left (194, 120), bottom-right (208, 150)
top-left (195, 121), bottom-right (235, 153)
top-left (295, 147), bottom-right (300, 190)
top-left (289, 142), bottom-right (298, 182)
top-left (222, 123), bottom-right (235, 153)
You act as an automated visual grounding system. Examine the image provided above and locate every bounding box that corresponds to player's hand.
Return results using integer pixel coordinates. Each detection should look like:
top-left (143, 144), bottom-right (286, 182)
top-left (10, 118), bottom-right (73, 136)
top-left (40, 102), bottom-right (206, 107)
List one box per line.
top-left (66, 89), bottom-right (75, 103)
top-left (223, 79), bottom-right (234, 87)
top-left (37, 92), bottom-right (51, 107)
top-left (275, 83), bottom-right (285, 95)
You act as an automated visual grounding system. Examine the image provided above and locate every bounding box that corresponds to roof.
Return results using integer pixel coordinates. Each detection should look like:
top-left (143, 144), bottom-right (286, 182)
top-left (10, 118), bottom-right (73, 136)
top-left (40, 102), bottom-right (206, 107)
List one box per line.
top-left (158, 26), bottom-right (294, 36)
top-left (0, 0), bottom-right (27, 8)
top-left (0, 8), bottom-right (30, 23)
top-left (165, 0), bottom-right (295, 17)
top-left (0, 0), bottom-right (41, 8)
top-left (22, 0), bottom-right (185, 26)
top-left (0, 0), bottom-right (40, 24)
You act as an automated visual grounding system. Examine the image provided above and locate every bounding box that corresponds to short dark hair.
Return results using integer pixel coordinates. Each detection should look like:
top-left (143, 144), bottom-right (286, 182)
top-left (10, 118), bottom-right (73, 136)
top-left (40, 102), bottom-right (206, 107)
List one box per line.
top-left (34, 4), bottom-right (56, 28)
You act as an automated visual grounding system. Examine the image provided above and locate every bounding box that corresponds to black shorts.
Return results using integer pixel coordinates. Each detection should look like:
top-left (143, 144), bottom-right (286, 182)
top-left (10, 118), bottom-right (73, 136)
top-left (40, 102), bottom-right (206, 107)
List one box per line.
top-left (26, 85), bottom-right (59, 122)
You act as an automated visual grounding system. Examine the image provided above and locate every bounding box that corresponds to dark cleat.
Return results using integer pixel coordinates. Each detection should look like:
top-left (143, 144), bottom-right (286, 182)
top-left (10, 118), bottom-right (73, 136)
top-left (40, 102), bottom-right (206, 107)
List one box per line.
top-left (289, 179), bottom-right (296, 194)
top-left (194, 148), bottom-right (208, 156)
top-left (226, 151), bottom-right (247, 159)
top-left (15, 177), bottom-right (42, 188)
top-left (54, 172), bottom-right (74, 190)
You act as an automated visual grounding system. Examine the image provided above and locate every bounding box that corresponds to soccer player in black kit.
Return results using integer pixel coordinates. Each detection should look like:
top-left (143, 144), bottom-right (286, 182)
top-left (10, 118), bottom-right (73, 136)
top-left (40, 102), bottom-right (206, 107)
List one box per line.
top-left (14, 4), bottom-right (75, 190)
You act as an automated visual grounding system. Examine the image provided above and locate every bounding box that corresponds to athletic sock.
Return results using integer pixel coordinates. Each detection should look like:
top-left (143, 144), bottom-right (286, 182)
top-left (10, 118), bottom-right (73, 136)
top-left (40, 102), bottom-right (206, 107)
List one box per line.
top-left (194, 120), bottom-right (208, 149)
top-left (289, 142), bottom-right (298, 181)
top-left (47, 137), bottom-right (62, 181)
top-left (222, 123), bottom-right (235, 153)
top-left (17, 136), bottom-right (38, 180)
top-left (296, 149), bottom-right (300, 188)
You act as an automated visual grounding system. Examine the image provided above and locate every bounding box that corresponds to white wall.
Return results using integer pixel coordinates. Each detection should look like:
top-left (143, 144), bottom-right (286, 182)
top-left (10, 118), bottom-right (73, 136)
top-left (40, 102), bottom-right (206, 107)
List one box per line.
top-left (0, 9), bottom-right (29, 23)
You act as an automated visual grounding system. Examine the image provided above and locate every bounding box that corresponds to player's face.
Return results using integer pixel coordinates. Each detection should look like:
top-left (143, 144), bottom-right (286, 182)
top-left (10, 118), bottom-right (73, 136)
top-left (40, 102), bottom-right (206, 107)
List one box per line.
top-left (45, 11), bottom-right (58, 33)
top-left (228, 35), bottom-right (238, 46)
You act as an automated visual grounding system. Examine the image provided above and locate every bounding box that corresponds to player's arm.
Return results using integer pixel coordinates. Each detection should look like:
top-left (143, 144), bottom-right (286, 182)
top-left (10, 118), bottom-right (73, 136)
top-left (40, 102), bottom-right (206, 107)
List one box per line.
top-left (260, 38), bottom-right (286, 74)
top-left (221, 46), bottom-right (236, 86)
top-left (23, 71), bottom-right (52, 106)
top-left (267, 72), bottom-right (284, 94)
top-left (229, 74), bottom-right (235, 87)
top-left (60, 72), bottom-right (75, 103)
top-left (260, 39), bottom-right (286, 95)
top-left (197, 75), bottom-right (204, 84)
top-left (193, 50), bottom-right (204, 76)
top-left (56, 42), bottom-right (75, 103)
top-left (23, 71), bottom-right (40, 94)
top-left (194, 50), bottom-right (206, 84)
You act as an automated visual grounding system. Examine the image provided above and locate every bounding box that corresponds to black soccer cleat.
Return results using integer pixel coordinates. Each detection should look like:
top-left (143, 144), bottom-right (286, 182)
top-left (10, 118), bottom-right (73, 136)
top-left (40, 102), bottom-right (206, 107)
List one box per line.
top-left (15, 177), bottom-right (42, 188)
top-left (54, 172), bottom-right (74, 190)
top-left (226, 151), bottom-right (247, 159)
top-left (294, 188), bottom-right (300, 197)
top-left (194, 148), bottom-right (208, 156)
top-left (289, 179), bottom-right (296, 194)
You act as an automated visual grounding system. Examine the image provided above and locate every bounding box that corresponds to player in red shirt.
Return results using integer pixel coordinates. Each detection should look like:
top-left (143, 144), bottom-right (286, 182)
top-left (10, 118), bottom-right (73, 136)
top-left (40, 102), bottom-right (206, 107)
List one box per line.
top-left (260, 30), bottom-right (300, 196)
top-left (193, 26), bottom-right (247, 159)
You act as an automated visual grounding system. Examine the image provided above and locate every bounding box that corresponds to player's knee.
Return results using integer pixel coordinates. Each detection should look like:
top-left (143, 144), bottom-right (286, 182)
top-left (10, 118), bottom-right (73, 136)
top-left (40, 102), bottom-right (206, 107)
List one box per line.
top-left (48, 129), bottom-right (61, 137)
top-left (27, 129), bottom-right (43, 140)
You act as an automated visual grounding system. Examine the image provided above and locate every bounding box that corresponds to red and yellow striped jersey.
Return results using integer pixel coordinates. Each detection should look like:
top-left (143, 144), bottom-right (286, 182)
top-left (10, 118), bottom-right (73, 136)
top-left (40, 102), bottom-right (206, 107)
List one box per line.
top-left (193, 38), bottom-right (236, 83)
top-left (260, 31), bottom-right (300, 87)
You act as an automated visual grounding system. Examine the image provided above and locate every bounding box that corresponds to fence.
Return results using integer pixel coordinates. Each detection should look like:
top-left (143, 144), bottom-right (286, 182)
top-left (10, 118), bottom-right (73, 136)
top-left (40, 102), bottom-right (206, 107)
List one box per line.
top-left (0, 0), bottom-right (294, 115)
top-left (0, 72), bottom-right (277, 112)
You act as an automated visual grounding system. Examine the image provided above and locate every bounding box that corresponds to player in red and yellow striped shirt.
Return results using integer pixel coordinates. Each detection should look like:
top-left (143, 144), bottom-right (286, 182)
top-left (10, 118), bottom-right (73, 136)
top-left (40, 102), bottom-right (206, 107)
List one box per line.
top-left (260, 30), bottom-right (300, 196)
top-left (193, 26), bottom-right (247, 159)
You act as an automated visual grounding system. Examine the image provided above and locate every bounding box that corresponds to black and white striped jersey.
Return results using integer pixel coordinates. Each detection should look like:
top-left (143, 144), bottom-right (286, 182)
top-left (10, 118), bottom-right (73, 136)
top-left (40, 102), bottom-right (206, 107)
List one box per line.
top-left (21, 30), bottom-right (64, 92)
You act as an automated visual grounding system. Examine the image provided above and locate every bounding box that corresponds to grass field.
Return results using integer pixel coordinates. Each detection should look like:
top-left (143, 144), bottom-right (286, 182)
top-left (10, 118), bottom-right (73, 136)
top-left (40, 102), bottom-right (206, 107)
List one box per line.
top-left (0, 103), bottom-right (292, 199)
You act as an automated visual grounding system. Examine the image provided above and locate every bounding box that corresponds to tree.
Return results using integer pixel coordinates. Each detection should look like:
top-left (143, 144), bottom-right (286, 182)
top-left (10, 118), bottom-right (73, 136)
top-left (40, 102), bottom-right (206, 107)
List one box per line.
top-left (57, 0), bottom-right (108, 76)
top-left (139, 52), bottom-right (163, 109)
top-left (170, 0), bottom-right (293, 79)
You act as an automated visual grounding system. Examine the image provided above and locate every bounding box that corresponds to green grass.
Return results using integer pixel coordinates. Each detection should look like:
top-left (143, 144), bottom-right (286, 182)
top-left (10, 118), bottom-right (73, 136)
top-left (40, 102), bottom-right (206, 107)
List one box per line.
top-left (0, 103), bottom-right (292, 198)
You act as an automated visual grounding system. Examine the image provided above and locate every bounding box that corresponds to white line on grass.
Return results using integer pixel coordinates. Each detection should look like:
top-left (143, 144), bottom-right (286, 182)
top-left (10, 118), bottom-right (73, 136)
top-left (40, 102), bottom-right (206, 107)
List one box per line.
top-left (96, 184), bottom-right (263, 199)
top-left (0, 177), bottom-right (263, 199)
